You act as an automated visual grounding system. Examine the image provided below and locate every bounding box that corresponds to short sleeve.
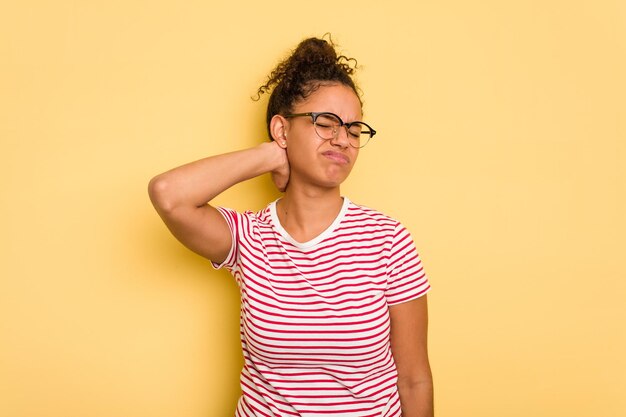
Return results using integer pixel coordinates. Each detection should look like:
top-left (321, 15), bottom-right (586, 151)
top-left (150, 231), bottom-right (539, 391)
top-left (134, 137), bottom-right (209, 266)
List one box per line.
top-left (210, 206), bottom-right (240, 271)
top-left (385, 223), bottom-right (431, 305)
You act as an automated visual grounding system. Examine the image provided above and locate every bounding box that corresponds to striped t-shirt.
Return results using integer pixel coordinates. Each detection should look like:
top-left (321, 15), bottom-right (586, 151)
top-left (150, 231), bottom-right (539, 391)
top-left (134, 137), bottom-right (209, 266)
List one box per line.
top-left (213, 197), bottom-right (430, 417)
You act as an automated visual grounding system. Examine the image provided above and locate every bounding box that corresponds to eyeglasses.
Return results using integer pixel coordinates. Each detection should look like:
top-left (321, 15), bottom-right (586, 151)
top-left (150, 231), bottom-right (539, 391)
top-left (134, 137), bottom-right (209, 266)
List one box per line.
top-left (284, 112), bottom-right (377, 148)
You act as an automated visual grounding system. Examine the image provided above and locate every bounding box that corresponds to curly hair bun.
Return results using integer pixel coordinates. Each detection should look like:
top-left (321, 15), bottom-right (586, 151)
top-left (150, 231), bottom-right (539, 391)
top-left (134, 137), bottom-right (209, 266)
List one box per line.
top-left (256, 35), bottom-right (361, 139)
top-left (287, 37), bottom-right (354, 76)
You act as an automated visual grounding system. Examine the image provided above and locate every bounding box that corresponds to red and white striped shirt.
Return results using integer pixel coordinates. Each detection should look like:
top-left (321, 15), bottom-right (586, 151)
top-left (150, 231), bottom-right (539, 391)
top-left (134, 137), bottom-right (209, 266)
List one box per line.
top-left (213, 197), bottom-right (430, 417)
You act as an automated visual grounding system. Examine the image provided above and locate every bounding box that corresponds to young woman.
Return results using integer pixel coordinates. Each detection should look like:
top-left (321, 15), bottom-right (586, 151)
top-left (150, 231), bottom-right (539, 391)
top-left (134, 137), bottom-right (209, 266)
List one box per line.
top-left (149, 37), bottom-right (433, 417)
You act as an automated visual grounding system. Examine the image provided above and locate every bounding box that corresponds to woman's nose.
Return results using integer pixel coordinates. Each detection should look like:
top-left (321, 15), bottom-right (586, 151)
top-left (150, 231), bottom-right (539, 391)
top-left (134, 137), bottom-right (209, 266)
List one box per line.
top-left (330, 125), bottom-right (350, 148)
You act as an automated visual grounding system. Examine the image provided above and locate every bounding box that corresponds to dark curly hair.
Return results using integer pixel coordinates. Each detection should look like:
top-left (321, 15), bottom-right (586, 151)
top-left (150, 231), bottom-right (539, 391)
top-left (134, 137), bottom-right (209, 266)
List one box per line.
top-left (255, 35), bottom-right (361, 140)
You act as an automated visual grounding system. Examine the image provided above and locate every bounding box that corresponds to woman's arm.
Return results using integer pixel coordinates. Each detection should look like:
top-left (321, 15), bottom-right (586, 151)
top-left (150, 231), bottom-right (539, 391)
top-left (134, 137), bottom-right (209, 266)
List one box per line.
top-left (389, 295), bottom-right (434, 417)
top-left (148, 141), bottom-right (289, 263)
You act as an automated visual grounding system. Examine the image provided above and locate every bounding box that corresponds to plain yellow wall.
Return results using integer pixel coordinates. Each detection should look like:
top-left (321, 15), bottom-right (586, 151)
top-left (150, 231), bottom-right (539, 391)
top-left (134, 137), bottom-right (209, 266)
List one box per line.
top-left (2, 1), bottom-right (625, 416)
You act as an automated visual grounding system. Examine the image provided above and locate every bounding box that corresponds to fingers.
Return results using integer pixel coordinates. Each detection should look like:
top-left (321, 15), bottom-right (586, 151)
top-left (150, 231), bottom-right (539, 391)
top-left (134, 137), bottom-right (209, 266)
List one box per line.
top-left (271, 169), bottom-right (290, 192)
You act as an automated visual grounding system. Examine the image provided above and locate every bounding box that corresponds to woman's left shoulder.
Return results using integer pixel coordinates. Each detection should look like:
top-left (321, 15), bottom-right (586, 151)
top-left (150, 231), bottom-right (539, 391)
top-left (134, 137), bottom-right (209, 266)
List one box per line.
top-left (344, 198), bottom-right (403, 228)
top-left (345, 197), bottom-right (400, 222)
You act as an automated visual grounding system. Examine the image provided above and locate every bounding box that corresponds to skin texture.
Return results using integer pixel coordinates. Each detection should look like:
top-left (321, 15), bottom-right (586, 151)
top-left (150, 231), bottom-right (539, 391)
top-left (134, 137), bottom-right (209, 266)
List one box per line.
top-left (269, 83), bottom-right (361, 243)
top-left (390, 295), bottom-right (434, 417)
top-left (148, 83), bottom-right (433, 416)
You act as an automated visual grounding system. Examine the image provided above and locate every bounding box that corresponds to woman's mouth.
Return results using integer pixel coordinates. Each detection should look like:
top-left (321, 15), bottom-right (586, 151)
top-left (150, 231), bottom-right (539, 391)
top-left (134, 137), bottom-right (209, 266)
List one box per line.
top-left (322, 151), bottom-right (350, 164)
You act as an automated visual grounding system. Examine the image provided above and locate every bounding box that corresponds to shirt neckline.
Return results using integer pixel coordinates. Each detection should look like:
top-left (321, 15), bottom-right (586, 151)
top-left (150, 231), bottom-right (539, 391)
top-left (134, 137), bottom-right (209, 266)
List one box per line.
top-left (269, 197), bottom-right (351, 249)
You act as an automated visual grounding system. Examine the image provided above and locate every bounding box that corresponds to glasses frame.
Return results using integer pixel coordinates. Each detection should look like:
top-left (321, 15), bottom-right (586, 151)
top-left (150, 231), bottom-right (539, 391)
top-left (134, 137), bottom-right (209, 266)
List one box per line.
top-left (283, 112), bottom-right (377, 148)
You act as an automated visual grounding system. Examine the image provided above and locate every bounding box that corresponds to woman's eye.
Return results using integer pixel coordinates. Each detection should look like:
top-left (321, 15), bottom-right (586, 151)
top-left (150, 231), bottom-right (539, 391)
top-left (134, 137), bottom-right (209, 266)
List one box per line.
top-left (316, 115), bottom-right (341, 128)
top-left (348, 125), bottom-right (363, 138)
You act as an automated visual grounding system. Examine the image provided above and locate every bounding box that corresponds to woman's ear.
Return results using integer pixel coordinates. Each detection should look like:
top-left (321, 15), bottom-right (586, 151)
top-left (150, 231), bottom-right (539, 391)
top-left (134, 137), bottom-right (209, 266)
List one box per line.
top-left (269, 114), bottom-right (288, 149)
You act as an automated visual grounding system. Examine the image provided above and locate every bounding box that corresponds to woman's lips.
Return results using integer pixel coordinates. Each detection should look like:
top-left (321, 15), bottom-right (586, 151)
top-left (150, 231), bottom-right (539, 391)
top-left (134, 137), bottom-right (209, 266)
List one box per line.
top-left (322, 151), bottom-right (350, 164)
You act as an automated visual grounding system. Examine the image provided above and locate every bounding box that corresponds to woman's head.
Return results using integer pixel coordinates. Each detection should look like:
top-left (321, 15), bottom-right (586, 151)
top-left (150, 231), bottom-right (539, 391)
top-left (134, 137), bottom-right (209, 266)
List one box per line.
top-left (256, 36), bottom-right (362, 141)
top-left (279, 82), bottom-right (363, 189)
top-left (256, 36), bottom-right (371, 190)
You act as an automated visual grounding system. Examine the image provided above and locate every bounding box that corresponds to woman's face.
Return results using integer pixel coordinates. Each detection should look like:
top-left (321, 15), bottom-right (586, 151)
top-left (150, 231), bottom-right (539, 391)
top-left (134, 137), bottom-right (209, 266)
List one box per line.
top-left (283, 83), bottom-right (362, 190)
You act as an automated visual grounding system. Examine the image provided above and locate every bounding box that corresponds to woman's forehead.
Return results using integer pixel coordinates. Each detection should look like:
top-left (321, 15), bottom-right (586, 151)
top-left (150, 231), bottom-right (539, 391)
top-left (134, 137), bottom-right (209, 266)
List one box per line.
top-left (294, 84), bottom-right (362, 120)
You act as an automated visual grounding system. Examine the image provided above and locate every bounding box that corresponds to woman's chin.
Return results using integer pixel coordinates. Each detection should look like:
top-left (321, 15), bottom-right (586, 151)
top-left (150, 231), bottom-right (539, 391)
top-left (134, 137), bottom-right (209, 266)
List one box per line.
top-left (293, 177), bottom-right (345, 191)
top-left (323, 167), bottom-right (352, 186)
top-left (289, 167), bottom-right (352, 190)
top-left (318, 175), bottom-right (349, 189)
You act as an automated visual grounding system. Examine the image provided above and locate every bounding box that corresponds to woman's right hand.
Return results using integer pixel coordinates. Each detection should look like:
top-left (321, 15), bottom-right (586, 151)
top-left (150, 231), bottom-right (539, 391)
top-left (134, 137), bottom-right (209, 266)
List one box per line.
top-left (269, 141), bottom-right (290, 192)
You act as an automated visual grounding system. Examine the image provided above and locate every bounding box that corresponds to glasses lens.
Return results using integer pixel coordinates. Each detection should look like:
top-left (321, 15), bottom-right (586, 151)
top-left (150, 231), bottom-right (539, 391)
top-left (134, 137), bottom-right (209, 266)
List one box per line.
top-left (349, 122), bottom-right (372, 148)
top-left (313, 114), bottom-right (374, 148)
top-left (314, 113), bottom-right (341, 140)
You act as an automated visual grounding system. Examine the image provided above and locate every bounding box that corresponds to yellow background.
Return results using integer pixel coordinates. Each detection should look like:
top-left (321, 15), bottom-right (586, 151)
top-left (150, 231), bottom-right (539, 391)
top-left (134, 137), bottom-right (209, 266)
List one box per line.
top-left (2, 1), bottom-right (624, 416)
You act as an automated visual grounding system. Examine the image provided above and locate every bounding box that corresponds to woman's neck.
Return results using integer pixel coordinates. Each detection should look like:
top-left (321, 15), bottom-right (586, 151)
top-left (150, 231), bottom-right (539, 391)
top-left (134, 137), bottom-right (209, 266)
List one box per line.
top-left (276, 186), bottom-right (344, 244)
